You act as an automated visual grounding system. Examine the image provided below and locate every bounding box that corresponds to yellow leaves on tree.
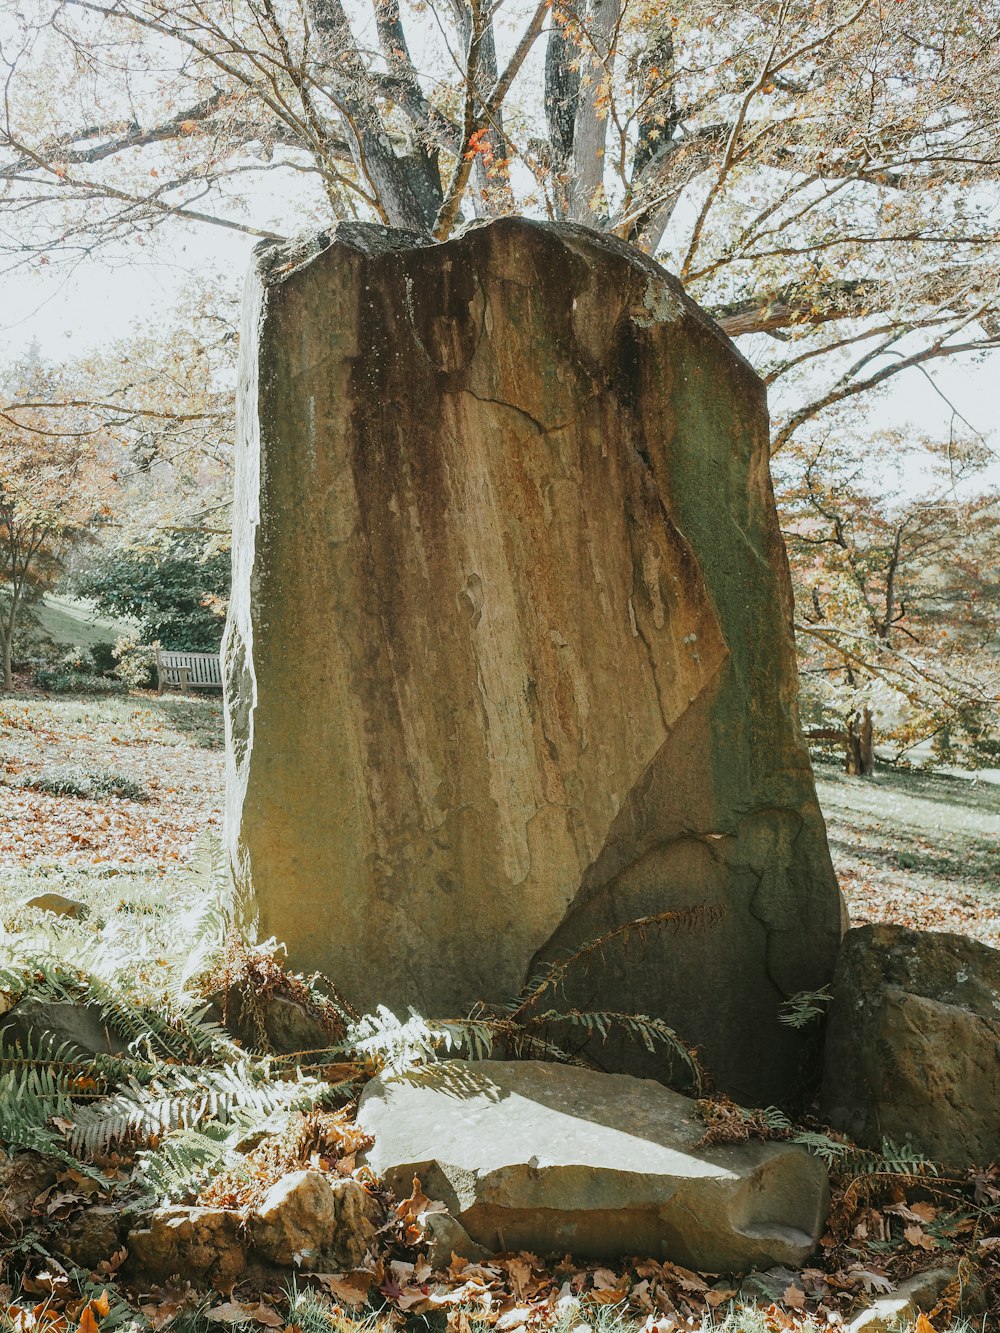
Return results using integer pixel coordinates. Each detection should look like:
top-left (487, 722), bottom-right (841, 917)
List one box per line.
top-left (0, 387), bottom-right (119, 688)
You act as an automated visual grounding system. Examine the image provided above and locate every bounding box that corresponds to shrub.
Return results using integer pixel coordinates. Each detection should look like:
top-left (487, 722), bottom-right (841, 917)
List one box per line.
top-left (60, 644), bottom-right (96, 674)
top-left (33, 667), bottom-right (127, 695)
top-left (113, 635), bottom-right (157, 689)
top-left (89, 640), bottom-right (118, 675)
top-left (74, 534), bottom-right (230, 652)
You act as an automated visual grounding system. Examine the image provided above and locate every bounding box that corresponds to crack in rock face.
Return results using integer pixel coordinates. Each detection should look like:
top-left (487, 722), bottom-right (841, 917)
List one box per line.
top-left (225, 217), bottom-right (844, 1106)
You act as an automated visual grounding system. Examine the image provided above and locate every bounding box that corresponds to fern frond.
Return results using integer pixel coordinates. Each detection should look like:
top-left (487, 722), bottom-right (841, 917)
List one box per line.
top-left (63, 1061), bottom-right (334, 1158)
top-left (346, 1006), bottom-right (439, 1074)
top-left (133, 1121), bottom-right (244, 1202)
top-left (509, 903), bottom-right (727, 1018)
top-left (522, 1008), bottom-right (706, 1090)
top-left (792, 1129), bottom-right (938, 1178)
top-left (779, 986), bottom-right (833, 1029)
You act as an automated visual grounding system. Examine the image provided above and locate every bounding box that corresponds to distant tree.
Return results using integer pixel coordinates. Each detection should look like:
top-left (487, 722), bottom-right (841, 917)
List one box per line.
top-left (0, 353), bottom-right (118, 690)
top-left (75, 533), bottom-right (231, 652)
top-left (777, 430), bottom-right (1000, 773)
top-left (1, 292), bottom-right (237, 541)
top-left (0, 0), bottom-right (998, 455)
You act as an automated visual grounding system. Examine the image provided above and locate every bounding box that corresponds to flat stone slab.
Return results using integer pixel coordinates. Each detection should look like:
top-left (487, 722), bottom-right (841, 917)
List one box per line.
top-left (358, 1060), bottom-right (829, 1272)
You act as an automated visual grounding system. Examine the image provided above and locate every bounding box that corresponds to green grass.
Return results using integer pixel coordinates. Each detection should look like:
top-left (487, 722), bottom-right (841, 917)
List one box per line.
top-left (34, 592), bottom-right (136, 647)
top-left (813, 755), bottom-right (1000, 944)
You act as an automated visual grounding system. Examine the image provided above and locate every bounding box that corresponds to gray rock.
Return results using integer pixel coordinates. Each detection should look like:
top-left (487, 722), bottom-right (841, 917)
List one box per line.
top-left (846, 1268), bottom-right (957, 1331)
top-left (214, 986), bottom-right (344, 1055)
top-left (126, 1175), bottom-right (382, 1283)
top-left (249, 1170), bottom-right (380, 1270)
top-left (126, 1206), bottom-right (247, 1285)
top-left (419, 1210), bottom-right (490, 1268)
top-left (358, 1060), bottom-right (829, 1271)
top-left (225, 216), bottom-right (844, 1107)
top-left (59, 1205), bottom-right (125, 1269)
top-left (0, 997), bottom-right (128, 1058)
top-left (821, 925), bottom-right (1000, 1168)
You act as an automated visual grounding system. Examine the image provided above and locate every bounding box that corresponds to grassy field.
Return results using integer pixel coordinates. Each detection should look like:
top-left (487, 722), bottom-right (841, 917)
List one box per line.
top-left (815, 757), bottom-right (1000, 947)
top-left (2, 687), bottom-right (998, 948)
top-left (0, 690), bottom-right (223, 921)
top-left (34, 593), bottom-right (136, 647)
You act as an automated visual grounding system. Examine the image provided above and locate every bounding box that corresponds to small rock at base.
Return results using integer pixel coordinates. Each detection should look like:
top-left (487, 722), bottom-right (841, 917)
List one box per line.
top-left (0, 1151), bottom-right (58, 1233)
top-left (418, 1210), bottom-right (490, 1268)
top-left (846, 1267), bottom-right (960, 1332)
top-left (20, 892), bottom-right (89, 919)
top-left (126, 1207), bottom-right (246, 1285)
top-left (59, 1205), bottom-right (125, 1269)
top-left (250, 1170), bottom-right (380, 1270)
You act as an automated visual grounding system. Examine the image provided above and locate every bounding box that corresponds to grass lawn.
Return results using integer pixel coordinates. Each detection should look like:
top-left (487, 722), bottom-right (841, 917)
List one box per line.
top-left (815, 757), bottom-right (1000, 948)
top-left (0, 689), bottom-right (223, 922)
top-left (34, 593), bottom-right (137, 647)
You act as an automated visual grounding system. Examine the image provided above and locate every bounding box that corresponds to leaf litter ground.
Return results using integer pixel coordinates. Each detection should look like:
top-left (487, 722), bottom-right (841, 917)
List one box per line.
top-left (1, 690), bottom-right (998, 1333)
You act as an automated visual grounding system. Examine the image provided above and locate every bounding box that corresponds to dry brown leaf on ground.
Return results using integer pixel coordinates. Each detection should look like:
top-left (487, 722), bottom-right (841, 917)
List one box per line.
top-left (782, 1285), bottom-right (806, 1310)
top-left (904, 1225), bottom-right (939, 1251)
top-left (315, 1273), bottom-right (372, 1308)
top-left (205, 1301), bottom-right (284, 1326)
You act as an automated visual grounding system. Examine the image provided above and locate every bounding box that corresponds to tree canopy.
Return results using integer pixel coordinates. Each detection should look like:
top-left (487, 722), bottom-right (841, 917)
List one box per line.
top-left (1, 0), bottom-right (997, 756)
top-left (2, 0), bottom-right (999, 449)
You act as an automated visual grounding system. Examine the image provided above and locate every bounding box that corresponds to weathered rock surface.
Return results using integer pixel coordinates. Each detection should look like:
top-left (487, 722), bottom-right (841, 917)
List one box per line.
top-left (126, 1175), bottom-right (382, 1283)
top-left (127, 1206), bottom-right (247, 1285)
top-left (226, 217), bottom-right (843, 1103)
top-left (821, 925), bottom-right (1000, 1168)
top-left (250, 1170), bottom-right (380, 1269)
top-left (358, 1060), bottom-right (829, 1271)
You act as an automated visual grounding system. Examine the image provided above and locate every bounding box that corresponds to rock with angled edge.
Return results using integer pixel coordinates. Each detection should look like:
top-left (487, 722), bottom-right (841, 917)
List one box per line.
top-left (357, 1060), bottom-right (830, 1271)
top-left (225, 217), bottom-right (844, 1104)
top-left (821, 924), bottom-right (1000, 1168)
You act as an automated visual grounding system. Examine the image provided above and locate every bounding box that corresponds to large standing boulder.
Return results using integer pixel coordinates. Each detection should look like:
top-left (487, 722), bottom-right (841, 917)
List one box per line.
top-left (821, 924), bottom-right (1000, 1168)
top-left (357, 1060), bottom-right (830, 1271)
top-left (225, 217), bottom-right (843, 1104)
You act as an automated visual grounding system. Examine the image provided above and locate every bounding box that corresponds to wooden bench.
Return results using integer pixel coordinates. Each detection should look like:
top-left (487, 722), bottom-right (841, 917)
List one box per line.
top-left (156, 648), bottom-right (223, 695)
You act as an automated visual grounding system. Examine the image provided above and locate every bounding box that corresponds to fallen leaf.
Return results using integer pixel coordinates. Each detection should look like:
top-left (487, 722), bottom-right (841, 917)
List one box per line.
top-left (782, 1285), bottom-right (806, 1310)
top-left (76, 1307), bottom-right (99, 1333)
top-left (850, 1268), bottom-right (894, 1293)
top-left (315, 1275), bottom-right (370, 1309)
top-left (705, 1289), bottom-right (737, 1309)
top-left (904, 1224), bottom-right (939, 1251)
